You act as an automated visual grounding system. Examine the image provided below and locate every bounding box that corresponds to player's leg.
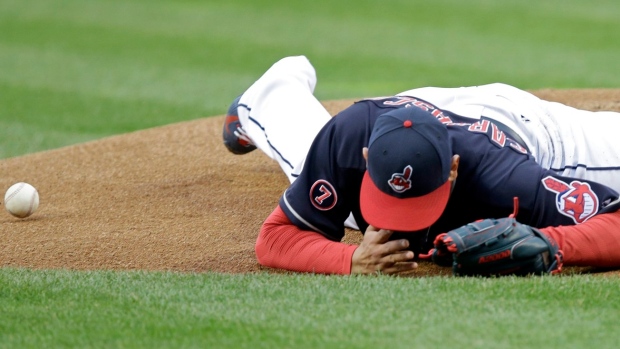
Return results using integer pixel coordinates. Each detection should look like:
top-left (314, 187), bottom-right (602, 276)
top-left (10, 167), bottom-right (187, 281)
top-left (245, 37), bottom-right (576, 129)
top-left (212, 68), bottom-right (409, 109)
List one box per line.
top-left (222, 95), bottom-right (257, 155)
top-left (543, 101), bottom-right (620, 192)
top-left (223, 56), bottom-right (360, 230)
top-left (476, 85), bottom-right (620, 191)
top-left (223, 56), bottom-right (332, 183)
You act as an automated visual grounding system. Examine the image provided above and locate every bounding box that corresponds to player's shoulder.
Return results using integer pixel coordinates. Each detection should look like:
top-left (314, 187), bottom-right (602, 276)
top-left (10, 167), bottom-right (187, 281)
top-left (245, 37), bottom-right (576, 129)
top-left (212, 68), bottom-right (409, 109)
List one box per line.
top-left (332, 96), bottom-right (407, 123)
top-left (328, 100), bottom-right (375, 134)
top-left (332, 99), bottom-right (373, 120)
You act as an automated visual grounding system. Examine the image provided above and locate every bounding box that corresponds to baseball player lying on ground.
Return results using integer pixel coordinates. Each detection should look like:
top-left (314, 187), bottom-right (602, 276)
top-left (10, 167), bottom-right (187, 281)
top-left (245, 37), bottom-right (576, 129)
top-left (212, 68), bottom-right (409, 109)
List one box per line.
top-left (222, 55), bottom-right (620, 275)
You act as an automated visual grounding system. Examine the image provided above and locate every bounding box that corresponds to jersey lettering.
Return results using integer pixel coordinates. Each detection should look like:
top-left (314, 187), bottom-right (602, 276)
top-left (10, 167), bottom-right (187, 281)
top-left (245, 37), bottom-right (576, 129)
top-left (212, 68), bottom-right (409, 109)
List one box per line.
top-left (508, 141), bottom-right (528, 154)
top-left (490, 123), bottom-right (506, 147)
top-left (418, 102), bottom-right (524, 152)
top-left (412, 100), bottom-right (434, 111)
top-left (373, 96), bottom-right (529, 155)
top-left (468, 120), bottom-right (490, 133)
top-left (382, 97), bottom-right (416, 106)
top-left (431, 109), bottom-right (453, 124)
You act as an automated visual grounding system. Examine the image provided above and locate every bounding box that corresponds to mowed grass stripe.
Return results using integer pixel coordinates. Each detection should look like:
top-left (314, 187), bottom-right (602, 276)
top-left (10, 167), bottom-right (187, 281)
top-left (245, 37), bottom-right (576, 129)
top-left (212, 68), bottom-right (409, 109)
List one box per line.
top-left (0, 79), bottom-right (200, 158)
top-left (0, 1), bottom-right (618, 120)
top-left (1, 269), bottom-right (619, 348)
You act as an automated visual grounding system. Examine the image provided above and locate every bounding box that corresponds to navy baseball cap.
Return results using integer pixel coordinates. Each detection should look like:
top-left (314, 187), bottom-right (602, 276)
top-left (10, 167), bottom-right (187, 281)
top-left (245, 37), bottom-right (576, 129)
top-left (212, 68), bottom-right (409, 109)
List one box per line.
top-left (360, 107), bottom-right (452, 231)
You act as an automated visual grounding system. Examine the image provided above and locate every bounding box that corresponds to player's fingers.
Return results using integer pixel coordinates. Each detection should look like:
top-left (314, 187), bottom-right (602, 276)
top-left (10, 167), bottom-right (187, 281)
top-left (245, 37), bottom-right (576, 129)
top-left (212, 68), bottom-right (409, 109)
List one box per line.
top-left (379, 262), bottom-right (419, 275)
top-left (378, 239), bottom-right (410, 256)
top-left (364, 225), bottom-right (394, 244)
top-left (374, 249), bottom-right (416, 274)
top-left (382, 250), bottom-right (414, 265)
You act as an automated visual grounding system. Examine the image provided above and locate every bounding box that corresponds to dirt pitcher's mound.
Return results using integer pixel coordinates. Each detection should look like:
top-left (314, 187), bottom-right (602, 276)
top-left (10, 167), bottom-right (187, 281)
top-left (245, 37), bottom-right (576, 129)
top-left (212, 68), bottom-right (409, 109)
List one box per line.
top-left (1, 90), bottom-right (620, 275)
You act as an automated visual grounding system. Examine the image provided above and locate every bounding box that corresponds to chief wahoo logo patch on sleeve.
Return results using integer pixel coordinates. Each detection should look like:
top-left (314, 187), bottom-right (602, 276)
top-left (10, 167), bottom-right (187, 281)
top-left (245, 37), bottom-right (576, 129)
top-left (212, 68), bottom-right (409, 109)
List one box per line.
top-left (388, 165), bottom-right (413, 193)
top-left (542, 176), bottom-right (599, 223)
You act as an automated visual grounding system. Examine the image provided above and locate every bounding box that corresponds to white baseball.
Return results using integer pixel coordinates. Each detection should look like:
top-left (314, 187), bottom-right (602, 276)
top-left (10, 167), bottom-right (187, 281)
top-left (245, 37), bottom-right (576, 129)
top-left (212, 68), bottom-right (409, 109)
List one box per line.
top-left (4, 182), bottom-right (40, 218)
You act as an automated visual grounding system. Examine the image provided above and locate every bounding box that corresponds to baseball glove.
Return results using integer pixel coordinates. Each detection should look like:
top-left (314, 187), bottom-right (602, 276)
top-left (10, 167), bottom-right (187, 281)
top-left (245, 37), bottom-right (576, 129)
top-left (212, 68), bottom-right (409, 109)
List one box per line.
top-left (425, 217), bottom-right (563, 276)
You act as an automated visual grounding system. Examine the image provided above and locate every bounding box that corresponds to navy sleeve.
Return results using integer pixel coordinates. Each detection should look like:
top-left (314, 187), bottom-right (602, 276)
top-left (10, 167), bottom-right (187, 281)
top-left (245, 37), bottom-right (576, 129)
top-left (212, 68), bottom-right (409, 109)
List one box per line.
top-left (278, 102), bottom-right (372, 241)
top-left (451, 127), bottom-right (620, 227)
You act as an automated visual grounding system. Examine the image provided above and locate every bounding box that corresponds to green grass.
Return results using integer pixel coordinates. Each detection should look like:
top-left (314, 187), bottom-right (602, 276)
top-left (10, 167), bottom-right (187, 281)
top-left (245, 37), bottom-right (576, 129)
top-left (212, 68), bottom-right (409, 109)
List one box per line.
top-left (2, 0), bottom-right (620, 348)
top-left (1, 268), bottom-right (619, 349)
top-left (1, 0), bottom-right (619, 158)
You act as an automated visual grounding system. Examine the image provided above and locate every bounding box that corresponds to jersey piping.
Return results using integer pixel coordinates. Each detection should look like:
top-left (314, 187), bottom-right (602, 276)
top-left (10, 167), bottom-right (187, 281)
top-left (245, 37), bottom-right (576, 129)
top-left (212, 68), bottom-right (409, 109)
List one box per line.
top-left (248, 114), bottom-right (295, 171)
top-left (551, 164), bottom-right (620, 172)
top-left (282, 191), bottom-right (328, 236)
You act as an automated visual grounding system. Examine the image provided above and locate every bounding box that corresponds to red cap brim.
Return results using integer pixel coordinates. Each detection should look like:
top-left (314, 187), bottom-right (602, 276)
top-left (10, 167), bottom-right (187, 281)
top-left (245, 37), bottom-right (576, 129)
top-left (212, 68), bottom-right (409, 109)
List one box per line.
top-left (360, 171), bottom-right (451, 231)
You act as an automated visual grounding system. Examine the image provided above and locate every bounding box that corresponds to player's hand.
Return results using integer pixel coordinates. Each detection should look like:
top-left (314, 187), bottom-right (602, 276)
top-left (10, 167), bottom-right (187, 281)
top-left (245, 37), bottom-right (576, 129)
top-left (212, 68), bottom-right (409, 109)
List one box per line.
top-left (351, 225), bottom-right (418, 274)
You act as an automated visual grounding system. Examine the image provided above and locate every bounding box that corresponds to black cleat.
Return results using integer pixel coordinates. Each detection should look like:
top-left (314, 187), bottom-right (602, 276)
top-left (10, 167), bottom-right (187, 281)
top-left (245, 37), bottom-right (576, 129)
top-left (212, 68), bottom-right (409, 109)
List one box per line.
top-left (222, 96), bottom-right (257, 155)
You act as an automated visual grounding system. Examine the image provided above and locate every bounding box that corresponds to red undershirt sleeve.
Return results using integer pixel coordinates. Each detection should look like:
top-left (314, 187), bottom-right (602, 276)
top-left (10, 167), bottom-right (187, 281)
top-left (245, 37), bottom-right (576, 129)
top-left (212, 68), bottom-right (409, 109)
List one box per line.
top-left (255, 205), bottom-right (359, 274)
top-left (540, 210), bottom-right (620, 268)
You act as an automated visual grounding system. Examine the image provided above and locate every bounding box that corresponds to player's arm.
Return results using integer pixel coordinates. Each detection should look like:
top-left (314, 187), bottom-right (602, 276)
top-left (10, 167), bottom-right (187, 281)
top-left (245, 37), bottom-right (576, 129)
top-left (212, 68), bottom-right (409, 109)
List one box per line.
top-left (424, 199), bottom-right (620, 275)
top-left (459, 128), bottom-right (619, 227)
top-left (256, 206), bottom-right (356, 274)
top-left (467, 148), bottom-right (620, 268)
top-left (256, 206), bottom-right (417, 274)
top-left (490, 163), bottom-right (619, 227)
top-left (540, 209), bottom-right (620, 268)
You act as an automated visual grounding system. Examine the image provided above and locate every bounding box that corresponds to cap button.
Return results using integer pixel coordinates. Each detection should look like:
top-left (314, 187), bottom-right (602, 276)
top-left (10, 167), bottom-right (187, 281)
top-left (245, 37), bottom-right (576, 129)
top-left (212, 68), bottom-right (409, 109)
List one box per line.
top-left (403, 120), bottom-right (413, 128)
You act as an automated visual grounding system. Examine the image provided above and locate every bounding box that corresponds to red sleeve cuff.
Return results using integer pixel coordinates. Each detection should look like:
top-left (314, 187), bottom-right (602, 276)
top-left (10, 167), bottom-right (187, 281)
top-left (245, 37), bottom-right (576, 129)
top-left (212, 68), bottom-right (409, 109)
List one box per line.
top-left (541, 210), bottom-right (620, 267)
top-left (255, 206), bottom-right (358, 274)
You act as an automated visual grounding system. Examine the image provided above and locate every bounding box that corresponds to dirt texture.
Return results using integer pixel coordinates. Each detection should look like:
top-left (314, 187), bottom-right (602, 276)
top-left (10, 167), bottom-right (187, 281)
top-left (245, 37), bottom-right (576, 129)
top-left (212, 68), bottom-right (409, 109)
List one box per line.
top-left (2, 89), bottom-right (620, 275)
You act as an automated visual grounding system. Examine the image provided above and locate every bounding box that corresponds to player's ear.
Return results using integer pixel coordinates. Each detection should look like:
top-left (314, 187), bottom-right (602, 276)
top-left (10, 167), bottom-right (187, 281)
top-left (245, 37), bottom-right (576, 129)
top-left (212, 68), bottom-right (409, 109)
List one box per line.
top-left (448, 155), bottom-right (460, 182)
top-left (362, 147), bottom-right (369, 166)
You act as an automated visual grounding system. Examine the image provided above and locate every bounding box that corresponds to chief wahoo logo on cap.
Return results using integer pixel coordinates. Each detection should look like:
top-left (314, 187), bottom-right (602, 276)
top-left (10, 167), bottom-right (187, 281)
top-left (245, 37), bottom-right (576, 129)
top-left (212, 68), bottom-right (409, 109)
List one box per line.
top-left (388, 165), bottom-right (413, 193)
